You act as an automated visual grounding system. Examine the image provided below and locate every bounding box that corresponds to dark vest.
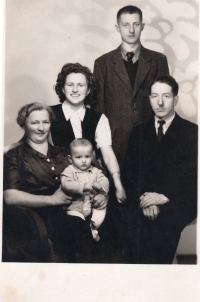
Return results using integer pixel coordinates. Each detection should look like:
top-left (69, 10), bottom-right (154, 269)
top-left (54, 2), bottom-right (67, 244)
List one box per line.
top-left (123, 60), bottom-right (139, 89)
top-left (50, 105), bottom-right (102, 150)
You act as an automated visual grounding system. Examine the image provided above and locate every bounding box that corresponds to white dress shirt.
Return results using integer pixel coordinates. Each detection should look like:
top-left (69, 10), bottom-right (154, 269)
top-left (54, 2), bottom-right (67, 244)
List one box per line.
top-left (154, 113), bottom-right (176, 135)
top-left (62, 102), bottom-right (112, 148)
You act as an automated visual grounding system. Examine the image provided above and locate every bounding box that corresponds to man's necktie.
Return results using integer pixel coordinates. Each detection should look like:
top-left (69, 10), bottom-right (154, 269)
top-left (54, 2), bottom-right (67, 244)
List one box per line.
top-left (157, 120), bottom-right (166, 142)
top-left (126, 52), bottom-right (134, 62)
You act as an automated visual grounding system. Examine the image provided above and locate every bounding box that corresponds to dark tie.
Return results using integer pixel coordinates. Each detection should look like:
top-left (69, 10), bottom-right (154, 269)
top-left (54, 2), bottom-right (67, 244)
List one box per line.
top-left (126, 52), bottom-right (134, 62)
top-left (157, 120), bottom-right (166, 142)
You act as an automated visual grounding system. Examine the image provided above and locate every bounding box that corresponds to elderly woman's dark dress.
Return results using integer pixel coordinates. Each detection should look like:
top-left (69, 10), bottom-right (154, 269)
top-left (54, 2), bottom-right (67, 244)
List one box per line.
top-left (3, 100), bottom-right (102, 263)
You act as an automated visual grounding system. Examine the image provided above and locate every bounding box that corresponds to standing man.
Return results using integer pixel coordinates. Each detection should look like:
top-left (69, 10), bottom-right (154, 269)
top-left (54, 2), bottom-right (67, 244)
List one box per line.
top-left (122, 75), bottom-right (197, 264)
top-left (94, 5), bottom-right (169, 167)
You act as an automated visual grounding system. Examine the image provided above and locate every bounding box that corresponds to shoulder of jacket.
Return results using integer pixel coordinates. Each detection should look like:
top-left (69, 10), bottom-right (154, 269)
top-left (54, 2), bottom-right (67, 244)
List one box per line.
top-left (95, 47), bottom-right (119, 62)
top-left (141, 46), bottom-right (167, 59)
top-left (176, 114), bottom-right (198, 130)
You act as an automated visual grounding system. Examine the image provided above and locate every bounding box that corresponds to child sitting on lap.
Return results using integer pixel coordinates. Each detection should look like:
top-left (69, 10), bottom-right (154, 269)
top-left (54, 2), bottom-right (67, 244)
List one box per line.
top-left (61, 138), bottom-right (109, 241)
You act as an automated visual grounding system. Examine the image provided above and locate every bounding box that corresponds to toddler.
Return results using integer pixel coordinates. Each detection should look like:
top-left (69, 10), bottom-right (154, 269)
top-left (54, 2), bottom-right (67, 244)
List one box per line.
top-left (61, 138), bottom-right (109, 241)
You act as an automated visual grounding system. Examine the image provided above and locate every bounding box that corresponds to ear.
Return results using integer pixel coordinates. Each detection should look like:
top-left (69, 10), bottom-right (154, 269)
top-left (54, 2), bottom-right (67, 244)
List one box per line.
top-left (141, 23), bottom-right (145, 31)
top-left (174, 96), bottom-right (178, 107)
top-left (68, 155), bottom-right (72, 163)
top-left (115, 24), bottom-right (120, 33)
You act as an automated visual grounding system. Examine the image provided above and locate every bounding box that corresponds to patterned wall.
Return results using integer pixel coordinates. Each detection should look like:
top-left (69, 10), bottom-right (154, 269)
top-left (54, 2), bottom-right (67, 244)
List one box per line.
top-left (4, 0), bottom-right (198, 145)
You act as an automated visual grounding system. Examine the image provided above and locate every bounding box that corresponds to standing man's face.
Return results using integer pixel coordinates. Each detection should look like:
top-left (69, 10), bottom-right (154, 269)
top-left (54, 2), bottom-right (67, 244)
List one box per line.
top-left (116, 13), bottom-right (144, 46)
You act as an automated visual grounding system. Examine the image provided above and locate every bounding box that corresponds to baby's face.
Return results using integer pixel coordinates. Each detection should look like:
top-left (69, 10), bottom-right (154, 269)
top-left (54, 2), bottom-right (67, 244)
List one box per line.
top-left (71, 145), bottom-right (93, 171)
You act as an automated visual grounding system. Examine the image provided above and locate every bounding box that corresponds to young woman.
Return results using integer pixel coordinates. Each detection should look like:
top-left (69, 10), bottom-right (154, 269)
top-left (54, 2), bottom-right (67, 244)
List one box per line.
top-left (51, 63), bottom-right (126, 203)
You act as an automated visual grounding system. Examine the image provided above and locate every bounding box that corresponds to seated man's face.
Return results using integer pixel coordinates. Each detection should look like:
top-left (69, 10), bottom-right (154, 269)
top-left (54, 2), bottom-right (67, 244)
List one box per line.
top-left (149, 82), bottom-right (178, 120)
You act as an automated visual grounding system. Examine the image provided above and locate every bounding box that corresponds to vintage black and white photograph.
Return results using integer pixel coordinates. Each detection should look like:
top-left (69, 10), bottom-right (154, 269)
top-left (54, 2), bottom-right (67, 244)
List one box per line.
top-left (1, 0), bottom-right (199, 300)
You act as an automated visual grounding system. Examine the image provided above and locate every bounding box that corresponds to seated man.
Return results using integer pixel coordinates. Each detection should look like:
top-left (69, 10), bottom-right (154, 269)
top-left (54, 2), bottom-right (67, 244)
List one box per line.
top-left (122, 75), bottom-right (197, 264)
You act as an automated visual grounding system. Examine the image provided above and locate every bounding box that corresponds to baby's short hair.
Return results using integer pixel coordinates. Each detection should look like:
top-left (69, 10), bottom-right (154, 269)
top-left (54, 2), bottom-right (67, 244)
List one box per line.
top-left (69, 138), bottom-right (93, 154)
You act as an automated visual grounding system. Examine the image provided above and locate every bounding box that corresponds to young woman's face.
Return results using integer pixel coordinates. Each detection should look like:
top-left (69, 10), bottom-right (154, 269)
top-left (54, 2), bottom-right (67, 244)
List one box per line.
top-left (24, 110), bottom-right (50, 144)
top-left (62, 73), bottom-right (90, 108)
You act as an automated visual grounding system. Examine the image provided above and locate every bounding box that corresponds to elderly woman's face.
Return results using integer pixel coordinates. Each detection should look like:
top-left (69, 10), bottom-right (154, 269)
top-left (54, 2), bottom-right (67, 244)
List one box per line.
top-left (24, 110), bottom-right (50, 144)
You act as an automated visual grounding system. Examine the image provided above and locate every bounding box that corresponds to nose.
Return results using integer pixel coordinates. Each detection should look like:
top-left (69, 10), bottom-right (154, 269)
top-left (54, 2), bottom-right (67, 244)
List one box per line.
top-left (38, 122), bottom-right (44, 131)
top-left (129, 25), bottom-right (135, 33)
top-left (72, 85), bottom-right (78, 92)
top-left (158, 96), bottom-right (164, 106)
top-left (82, 157), bottom-right (86, 163)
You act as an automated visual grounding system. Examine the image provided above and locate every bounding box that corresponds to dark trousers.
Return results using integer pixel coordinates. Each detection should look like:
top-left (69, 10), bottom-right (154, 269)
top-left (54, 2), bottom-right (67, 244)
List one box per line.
top-left (122, 205), bottom-right (182, 264)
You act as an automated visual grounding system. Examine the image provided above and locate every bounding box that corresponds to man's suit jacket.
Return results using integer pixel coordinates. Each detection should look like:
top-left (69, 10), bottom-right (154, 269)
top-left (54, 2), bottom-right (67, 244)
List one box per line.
top-left (123, 114), bottom-right (198, 230)
top-left (94, 45), bottom-right (169, 166)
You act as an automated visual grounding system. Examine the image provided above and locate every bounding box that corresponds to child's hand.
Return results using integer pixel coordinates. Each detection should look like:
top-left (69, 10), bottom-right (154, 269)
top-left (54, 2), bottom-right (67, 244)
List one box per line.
top-left (92, 182), bottom-right (106, 195)
top-left (115, 185), bottom-right (126, 203)
top-left (84, 181), bottom-right (94, 192)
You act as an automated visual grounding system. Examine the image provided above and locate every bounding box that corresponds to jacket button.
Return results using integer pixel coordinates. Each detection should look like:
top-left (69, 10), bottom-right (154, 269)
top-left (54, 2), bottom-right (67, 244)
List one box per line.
top-left (133, 109), bottom-right (137, 113)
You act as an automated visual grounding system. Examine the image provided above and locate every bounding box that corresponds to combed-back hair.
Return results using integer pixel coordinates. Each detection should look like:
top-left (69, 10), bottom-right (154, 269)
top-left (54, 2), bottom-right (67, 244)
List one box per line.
top-left (149, 75), bottom-right (179, 96)
top-left (17, 102), bottom-right (55, 128)
top-left (69, 138), bottom-right (93, 154)
top-left (54, 63), bottom-right (96, 106)
top-left (117, 5), bottom-right (143, 23)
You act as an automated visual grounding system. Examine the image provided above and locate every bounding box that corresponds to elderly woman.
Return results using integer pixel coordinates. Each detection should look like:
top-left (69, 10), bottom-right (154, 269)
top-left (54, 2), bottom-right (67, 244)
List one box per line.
top-left (3, 102), bottom-right (108, 263)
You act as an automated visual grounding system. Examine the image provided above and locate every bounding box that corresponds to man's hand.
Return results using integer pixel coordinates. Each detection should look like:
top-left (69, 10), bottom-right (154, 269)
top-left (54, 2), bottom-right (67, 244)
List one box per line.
top-left (92, 194), bottom-right (108, 210)
top-left (142, 205), bottom-right (160, 220)
top-left (51, 187), bottom-right (72, 206)
top-left (140, 192), bottom-right (169, 208)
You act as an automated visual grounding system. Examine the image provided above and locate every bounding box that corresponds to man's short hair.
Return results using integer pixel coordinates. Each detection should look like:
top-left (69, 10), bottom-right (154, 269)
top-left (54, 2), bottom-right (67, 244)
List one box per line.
top-left (69, 138), bottom-right (93, 154)
top-left (150, 75), bottom-right (179, 96)
top-left (117, 5), bottom-right (143, 23)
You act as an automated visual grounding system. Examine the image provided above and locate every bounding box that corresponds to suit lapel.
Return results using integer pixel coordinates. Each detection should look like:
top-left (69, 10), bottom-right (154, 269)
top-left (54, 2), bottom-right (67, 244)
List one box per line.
top-left (132, 46), bottom-right (152, 99)
top-left (163, 114), bottom-right (182, 143)
top-left (112, 46), bottom-right (132, 92)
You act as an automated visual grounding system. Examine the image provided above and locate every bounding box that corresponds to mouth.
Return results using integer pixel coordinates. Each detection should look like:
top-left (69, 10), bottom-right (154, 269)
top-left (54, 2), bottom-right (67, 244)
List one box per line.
top-left (71, 94), bottom-right (80, 97)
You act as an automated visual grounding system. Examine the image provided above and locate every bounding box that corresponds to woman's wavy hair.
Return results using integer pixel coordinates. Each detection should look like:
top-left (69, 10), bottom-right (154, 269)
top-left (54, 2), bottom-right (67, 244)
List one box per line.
top-left (17, 102), bottom-right (55, 128)
top-left (54, 63), bottom-right (96, 106)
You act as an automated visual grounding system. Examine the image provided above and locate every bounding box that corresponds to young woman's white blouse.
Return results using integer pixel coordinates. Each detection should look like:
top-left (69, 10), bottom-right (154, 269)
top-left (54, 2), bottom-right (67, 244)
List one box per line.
top-left (62, 103), bottom-right (112, 149)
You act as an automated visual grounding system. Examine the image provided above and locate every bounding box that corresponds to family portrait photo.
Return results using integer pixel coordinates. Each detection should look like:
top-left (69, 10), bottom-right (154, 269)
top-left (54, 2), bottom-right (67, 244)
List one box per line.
top-left (1, 0), bottom-right (199, 301)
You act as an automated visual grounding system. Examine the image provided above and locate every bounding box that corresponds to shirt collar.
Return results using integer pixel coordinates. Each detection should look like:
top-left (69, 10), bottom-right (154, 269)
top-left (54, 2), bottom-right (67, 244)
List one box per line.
top-left (23, 141), bottom-right (58, 158)
top-left (154, 112), bottom-right (176, 132)
top-left (62, 102), bottom-right (85, 121)
top-left (72, 164), bottom-right (93, 173)
top-left (121, 43), bottom-right (141, 61)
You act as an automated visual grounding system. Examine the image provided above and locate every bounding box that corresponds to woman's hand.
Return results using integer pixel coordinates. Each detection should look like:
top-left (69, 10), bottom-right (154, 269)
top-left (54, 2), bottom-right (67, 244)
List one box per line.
top-left (51, 187), bottom-right (72, 206)
top-left (115, 185), bottom-right (126, 203)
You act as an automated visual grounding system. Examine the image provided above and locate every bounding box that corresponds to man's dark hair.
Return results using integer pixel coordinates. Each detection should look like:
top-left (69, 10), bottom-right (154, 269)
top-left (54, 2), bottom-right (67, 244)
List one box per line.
top-left (117, 6), bottom-right (143, 23)
top-left (150, 75), bottom-right (179, 96)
